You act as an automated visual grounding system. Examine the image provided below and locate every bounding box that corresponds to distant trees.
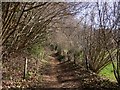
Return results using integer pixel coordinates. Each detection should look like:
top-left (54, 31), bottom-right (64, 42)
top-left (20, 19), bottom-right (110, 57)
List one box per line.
top-left (2, 2), bottom-right (79, 55)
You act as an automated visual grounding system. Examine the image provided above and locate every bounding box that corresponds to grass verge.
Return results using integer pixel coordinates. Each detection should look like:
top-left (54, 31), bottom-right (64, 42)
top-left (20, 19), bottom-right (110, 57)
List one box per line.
top-left (99, 63), bottom-right (116, 82)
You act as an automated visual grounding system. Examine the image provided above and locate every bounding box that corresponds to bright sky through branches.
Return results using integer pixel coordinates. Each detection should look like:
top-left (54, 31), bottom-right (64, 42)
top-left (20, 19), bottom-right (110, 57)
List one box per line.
top-left (74, 2), bottom-right (119, 29)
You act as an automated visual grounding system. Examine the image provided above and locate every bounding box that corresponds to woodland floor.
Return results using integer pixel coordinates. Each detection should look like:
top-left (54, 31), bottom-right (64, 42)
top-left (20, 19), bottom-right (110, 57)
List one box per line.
top-left (2, 53), bottom-right (120, 90)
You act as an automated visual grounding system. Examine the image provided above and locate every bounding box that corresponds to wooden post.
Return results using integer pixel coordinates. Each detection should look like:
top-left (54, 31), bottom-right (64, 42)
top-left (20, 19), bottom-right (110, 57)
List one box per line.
top-left (23, 57), bottom-right (28, 79)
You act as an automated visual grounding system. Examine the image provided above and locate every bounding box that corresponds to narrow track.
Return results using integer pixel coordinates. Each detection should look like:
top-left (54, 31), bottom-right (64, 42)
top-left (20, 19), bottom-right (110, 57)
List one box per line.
top-left (42, 56), bottom-right (82, 88)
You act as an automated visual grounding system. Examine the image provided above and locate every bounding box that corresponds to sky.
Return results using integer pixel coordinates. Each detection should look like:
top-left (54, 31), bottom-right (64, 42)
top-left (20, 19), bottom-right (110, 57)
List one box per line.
top-left (74, 2), bottom-right (119, 29)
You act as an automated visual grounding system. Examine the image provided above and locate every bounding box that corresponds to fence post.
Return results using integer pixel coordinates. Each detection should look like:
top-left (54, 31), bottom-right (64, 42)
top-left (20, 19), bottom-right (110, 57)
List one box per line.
top-left (23, 57), bottom-right (28, 79)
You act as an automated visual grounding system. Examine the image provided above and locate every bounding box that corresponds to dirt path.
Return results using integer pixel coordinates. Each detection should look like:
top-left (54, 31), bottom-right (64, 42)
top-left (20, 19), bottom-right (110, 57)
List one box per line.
top-left (42, 56), bottom-right (61, 88)
top-left (42, 56), bottom-right (82, 88)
